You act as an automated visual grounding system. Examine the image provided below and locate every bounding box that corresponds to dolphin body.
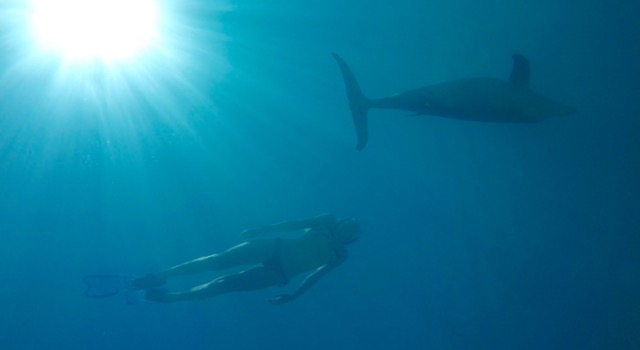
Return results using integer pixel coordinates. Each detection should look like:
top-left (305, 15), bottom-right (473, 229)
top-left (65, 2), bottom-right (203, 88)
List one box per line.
top-left (332, 53), bottom-right (575, 150)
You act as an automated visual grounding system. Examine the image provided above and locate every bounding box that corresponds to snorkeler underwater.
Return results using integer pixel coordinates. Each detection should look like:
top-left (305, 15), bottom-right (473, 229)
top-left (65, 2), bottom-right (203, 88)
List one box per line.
top-left (1, 1), bottom-right (638, 349)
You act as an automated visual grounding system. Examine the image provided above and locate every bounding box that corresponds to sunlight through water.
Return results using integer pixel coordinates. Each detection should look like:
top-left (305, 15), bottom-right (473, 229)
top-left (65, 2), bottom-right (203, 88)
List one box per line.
top-left (0, 0), bottom-right (231, 169)
top-left (29, 0), bottom-right (159, 61)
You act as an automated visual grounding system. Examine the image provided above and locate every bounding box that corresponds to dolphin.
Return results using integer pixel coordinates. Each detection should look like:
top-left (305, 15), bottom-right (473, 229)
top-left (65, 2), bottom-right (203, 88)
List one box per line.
top-left (332, 53), bottom-right (575, 150)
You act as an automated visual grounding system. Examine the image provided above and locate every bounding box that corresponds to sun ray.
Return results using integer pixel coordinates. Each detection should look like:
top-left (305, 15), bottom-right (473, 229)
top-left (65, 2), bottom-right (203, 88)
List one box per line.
top-left (1, 0), bottom-right (231, 175)
top-left (29, 0), bottom-right (159, 62)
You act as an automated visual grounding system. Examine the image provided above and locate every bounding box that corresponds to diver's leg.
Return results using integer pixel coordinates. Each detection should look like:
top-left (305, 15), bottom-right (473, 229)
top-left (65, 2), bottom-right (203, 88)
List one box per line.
top-left (131, 239), bottom-right (279, 289)
top-left (146, 266), bottom-right (284, 303)
top-left (161, 239), bottom-right (279, 277)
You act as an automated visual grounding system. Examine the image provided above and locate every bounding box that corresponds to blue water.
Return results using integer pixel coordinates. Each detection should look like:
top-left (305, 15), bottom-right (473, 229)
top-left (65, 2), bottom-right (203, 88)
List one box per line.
top-left (1, 0), bottom-right (639, 349)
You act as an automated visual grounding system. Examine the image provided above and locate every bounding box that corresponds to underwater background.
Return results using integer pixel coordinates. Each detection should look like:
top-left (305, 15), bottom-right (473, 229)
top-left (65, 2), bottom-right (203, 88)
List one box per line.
top-left (1, 0), bottom-right (639, 349)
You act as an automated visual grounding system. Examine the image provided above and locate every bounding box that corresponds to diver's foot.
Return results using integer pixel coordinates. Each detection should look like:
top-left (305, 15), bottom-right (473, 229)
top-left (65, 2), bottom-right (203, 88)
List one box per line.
top-left (129, 274), bottom-right (166, 290)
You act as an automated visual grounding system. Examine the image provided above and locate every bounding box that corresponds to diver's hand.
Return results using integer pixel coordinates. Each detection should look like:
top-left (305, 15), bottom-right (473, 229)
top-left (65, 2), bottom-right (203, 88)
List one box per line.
top-left (269, 293), bottom-right (295, 305)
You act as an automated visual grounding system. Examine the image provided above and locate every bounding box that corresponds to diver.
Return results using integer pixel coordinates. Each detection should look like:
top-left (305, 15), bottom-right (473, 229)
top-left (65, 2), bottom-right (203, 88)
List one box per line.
top-left (130, 214), bottom-right (360, 304)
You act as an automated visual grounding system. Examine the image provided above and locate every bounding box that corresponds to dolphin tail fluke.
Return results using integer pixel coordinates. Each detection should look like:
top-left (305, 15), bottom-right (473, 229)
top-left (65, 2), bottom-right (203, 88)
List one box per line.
top-left (332, 53), bottom-right (370, 150)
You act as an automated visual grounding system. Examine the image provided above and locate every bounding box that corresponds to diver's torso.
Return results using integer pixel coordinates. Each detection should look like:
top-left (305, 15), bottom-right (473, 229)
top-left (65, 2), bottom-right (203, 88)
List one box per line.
top-left (280, 228), bottom-right (338, 277)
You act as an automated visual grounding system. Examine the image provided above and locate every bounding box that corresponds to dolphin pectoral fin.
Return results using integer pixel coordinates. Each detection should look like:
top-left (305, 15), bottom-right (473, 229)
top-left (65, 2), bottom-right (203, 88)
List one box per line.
top-left (509, 54), bottom-right (530, 88)
top-left (332, 52), bottom-right (370, 150)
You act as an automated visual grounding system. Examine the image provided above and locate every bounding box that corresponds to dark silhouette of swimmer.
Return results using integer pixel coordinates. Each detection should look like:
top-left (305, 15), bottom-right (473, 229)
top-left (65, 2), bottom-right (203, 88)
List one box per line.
top-left (130, 214), bottom-right (359, 304)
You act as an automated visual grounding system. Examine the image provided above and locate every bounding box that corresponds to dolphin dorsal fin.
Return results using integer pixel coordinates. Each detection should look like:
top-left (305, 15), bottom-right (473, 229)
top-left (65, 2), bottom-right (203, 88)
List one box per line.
top-left (509, 54), bottom-right (530, 88)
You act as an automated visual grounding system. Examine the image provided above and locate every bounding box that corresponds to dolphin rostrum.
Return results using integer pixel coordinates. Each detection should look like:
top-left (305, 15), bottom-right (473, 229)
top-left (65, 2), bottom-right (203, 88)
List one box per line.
top-left (332, 53), bottom-right (575, 150)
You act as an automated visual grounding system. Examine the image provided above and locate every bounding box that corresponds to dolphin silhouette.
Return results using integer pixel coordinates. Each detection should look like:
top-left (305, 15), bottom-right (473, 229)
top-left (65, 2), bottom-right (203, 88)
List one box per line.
top-left (332, 53), bottom-right (575, 150)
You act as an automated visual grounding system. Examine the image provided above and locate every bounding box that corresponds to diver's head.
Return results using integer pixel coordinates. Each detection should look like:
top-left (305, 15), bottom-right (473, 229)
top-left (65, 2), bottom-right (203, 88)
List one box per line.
top-left (336, 217), bottom-right (359, 245)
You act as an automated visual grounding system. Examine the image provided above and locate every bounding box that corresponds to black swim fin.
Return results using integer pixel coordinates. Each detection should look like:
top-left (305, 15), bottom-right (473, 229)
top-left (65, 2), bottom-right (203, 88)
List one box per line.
top-left (332, 53), bottom-right (370, 151)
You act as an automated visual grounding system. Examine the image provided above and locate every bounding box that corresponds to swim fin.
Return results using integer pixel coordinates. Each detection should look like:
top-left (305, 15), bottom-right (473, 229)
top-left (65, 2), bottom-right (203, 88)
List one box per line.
top-left (83, 274), bottom-right (144, 305)
top-left (129, 273), bottom-right (166, 290)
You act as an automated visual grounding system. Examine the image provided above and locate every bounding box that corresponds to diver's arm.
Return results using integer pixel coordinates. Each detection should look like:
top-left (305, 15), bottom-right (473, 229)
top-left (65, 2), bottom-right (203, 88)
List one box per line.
top-left (241, 213), bottom-right (336, 238)
top-left (269, 253), bottom-right (347, 305)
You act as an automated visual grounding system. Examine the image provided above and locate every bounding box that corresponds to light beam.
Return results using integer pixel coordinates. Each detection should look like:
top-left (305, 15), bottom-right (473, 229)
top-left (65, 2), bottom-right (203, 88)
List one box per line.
top-left (29, 0), bottom-right (159, 61)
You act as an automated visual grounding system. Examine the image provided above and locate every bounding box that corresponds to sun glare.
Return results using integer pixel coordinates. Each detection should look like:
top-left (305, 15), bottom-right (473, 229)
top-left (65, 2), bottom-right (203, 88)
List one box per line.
top-left (29, 0), bottom-right (159, 61)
